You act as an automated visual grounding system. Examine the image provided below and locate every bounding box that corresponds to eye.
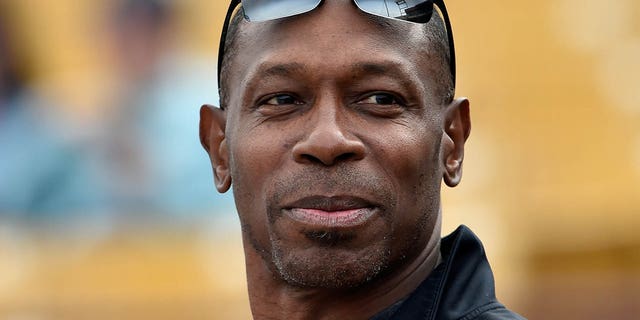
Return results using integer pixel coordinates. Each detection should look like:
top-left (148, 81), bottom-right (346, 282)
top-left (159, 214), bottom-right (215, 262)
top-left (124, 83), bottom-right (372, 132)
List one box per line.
top-left (357, 93), bottom-right (403, 106)
top-left (262, 94), bottom-right (304, 106)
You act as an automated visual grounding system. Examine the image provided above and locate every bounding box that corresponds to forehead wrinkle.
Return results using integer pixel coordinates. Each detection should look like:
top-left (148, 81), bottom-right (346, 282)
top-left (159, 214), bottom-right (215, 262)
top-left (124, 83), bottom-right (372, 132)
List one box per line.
top-left (245, 58), bottom-right (421, 82)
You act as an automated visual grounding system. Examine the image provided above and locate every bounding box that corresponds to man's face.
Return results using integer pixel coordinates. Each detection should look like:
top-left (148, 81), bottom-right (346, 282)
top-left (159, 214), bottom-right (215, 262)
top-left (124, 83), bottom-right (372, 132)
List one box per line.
top-left (203, 0), bottom-right (468, 289)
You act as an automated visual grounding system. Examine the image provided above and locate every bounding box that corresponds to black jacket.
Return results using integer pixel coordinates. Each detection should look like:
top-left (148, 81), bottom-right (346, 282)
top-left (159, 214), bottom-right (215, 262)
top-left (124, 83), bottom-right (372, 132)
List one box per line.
top-left (372, 226), bottom-right (526, 320)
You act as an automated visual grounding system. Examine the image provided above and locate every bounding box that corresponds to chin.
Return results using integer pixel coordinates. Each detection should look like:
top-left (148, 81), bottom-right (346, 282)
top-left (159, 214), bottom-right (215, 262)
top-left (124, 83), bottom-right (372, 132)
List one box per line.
top-left (271, 239), bottom-right (391, 289)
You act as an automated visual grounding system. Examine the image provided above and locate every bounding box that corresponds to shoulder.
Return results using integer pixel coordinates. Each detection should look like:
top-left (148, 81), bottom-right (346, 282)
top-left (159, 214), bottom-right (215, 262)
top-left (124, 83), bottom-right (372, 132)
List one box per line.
top-left (438, 226), bottom-right (527, 320)
top-left (460, 302), bottom-right (526, 320)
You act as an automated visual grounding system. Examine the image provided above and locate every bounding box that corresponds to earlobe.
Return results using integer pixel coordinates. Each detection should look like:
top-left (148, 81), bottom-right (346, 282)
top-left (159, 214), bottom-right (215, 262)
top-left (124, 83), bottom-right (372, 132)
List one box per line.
top-left (441, 98), bottom-right (471, 187)
top-left (200, 104), bottom-right (232, 193)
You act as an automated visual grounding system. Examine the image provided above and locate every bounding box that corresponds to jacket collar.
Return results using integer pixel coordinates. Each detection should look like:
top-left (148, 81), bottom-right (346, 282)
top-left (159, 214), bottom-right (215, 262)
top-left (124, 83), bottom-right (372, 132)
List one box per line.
top-left (375, 225), bottom-right (504, 320)
top-left (432, 225), bottom-right (502, 319)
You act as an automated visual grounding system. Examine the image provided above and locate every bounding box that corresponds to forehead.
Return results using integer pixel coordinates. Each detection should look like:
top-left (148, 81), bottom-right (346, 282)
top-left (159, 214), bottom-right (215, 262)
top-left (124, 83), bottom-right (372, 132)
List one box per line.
top-left (223, 1), bottom-right (446, 107)
top-left (248, 2), bottom-right (431, 50)
top-left (239, 1), bottom-right (428, 54)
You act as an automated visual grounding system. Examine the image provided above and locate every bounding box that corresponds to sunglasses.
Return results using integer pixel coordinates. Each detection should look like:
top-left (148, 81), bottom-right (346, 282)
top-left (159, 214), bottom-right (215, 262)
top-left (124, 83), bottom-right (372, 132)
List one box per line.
top-left (217, 0), bottom-right (456, 90)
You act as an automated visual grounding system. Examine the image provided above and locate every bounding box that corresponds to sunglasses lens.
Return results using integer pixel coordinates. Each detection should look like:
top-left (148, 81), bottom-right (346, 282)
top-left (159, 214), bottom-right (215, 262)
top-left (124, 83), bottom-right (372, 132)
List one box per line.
top-left (242, 0), bottom-right (322, 22)
top-left (355, 0), bottom-right (434, 23)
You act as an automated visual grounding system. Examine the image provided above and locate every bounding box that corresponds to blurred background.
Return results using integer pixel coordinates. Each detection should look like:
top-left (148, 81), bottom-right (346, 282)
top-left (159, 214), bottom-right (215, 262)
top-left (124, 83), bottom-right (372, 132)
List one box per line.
top-left (0, 0), bottom-right (638, 319)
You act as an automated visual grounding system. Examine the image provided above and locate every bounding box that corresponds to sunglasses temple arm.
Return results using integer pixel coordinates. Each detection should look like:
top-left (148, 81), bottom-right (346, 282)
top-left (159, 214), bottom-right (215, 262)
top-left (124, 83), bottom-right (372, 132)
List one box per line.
top-left (218, 0), bottom-right (242, 94)
top-left (434, 0), bottom-right (456, 87)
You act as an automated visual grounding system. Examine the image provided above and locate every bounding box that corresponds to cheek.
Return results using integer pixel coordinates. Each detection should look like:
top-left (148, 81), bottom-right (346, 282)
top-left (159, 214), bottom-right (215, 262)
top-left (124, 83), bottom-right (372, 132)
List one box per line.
top-left (369, 122), bottom-right (443, 227)
top-left (228, 133), bottom-right (283, 255)
top-left (372, 123), bottom-right (443, 191)
top-left (228, 126), bottom-right (292, 221)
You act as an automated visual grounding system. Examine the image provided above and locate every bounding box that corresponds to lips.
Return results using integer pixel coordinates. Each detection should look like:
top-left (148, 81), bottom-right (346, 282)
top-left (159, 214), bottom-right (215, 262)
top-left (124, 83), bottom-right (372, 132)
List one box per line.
top-left (282, 196), bottom-right (379, 228)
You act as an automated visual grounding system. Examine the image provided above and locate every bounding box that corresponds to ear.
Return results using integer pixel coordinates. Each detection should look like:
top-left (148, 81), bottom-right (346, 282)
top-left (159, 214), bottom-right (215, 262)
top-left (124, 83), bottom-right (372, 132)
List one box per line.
top-left (441, 98), bottom-right (471, 187)
top-left (200, 104), bottom-right (232, 193)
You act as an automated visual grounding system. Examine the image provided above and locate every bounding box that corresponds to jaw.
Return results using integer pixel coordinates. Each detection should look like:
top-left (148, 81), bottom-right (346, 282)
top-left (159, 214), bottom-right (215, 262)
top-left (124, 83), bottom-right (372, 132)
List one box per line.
top-left (240, 209), bottom-right (443, 320)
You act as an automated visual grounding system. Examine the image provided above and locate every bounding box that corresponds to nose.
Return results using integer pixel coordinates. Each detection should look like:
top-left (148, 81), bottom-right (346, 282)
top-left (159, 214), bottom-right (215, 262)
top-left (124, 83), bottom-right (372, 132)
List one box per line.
top-left (292, 107), bottom-right (366, 166)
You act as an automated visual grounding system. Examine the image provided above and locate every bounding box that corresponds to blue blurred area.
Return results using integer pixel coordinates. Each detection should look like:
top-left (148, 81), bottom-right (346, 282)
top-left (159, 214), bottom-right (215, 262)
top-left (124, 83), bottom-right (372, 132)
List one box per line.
top-left (0, 0), bottom-right (235, 219)
top-left (0, 94), bottom-right (109, 216)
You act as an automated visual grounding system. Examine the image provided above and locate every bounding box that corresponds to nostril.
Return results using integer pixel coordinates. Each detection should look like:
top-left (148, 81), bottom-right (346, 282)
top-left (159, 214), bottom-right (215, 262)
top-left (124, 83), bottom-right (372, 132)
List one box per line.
top-left (335, 152), bottom-right (358, 163)
top-left (299, 153), bottom-right (323, 165)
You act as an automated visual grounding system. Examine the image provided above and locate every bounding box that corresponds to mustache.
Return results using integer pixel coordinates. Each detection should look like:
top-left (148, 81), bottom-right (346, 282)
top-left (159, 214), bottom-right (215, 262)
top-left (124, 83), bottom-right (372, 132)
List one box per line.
top-left (267, 165), bottom-right (396, 214)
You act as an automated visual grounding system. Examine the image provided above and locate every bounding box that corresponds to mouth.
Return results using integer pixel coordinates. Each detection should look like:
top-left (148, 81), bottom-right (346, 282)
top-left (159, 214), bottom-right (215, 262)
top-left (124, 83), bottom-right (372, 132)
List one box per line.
top-left (282, 196), bottom-right (379, 228)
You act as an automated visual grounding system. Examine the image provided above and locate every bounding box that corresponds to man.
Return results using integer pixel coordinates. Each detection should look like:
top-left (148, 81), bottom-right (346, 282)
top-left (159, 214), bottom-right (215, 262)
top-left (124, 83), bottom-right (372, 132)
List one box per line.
top-left (200, 0), bottom-right (525, 319)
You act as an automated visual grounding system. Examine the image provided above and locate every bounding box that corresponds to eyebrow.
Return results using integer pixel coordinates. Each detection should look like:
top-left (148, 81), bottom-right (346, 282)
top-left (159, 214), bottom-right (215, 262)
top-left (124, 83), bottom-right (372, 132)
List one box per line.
top-left (352, 62), bottom-right (396, 76)
top-left (350, 61), bottom-right (421, 89)
top-left (258, 62), bottom-right (308, 78)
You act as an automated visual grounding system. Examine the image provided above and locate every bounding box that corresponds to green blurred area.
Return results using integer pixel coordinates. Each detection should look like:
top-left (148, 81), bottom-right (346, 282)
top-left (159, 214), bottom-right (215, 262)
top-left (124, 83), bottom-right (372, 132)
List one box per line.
top-left (0, 0), bottom-right (639, 319)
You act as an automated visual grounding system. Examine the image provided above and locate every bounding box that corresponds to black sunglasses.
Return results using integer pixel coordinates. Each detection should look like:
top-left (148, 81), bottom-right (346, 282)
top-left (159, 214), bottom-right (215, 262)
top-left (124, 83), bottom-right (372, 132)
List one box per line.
top-left (217, 0), bottom-right (456, 91)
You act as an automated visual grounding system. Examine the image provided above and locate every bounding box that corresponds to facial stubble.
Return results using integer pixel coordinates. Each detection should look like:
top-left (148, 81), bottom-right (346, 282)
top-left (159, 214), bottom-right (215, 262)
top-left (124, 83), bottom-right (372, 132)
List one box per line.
top-left (239, 164), bottom-right (437, 290)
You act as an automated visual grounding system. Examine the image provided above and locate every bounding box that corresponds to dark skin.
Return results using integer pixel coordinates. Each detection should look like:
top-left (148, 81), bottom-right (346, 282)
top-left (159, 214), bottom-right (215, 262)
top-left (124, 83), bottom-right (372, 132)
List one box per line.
top-left (200, 1), bottom-right (470, 319)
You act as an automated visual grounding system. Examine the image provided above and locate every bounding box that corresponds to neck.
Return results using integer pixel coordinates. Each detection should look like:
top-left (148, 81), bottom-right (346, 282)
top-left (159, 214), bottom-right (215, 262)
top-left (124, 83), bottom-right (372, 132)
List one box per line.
top-left (244, 215), bottom-right (443, 320)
